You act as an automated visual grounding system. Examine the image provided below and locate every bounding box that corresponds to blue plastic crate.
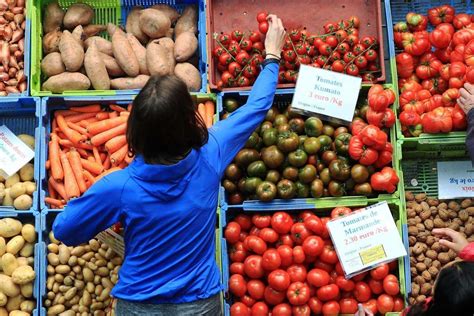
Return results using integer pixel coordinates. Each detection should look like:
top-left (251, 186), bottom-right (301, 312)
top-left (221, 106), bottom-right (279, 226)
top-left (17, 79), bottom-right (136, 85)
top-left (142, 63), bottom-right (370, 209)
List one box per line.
top-left (0, 97), bottom-right (41, 212)
top-left (402, 224), bottom-right (412, 297)
top-left (119, 0), bottom-right (207, 93)
top-left (385, 0), bottom-right (397, 60)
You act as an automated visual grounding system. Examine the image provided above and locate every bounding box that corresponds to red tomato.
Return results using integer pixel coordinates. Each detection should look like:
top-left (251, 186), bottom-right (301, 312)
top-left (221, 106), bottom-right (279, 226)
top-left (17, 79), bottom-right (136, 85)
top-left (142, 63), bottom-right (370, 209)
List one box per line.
top-left (230, 242), bottom-right (248, 263)
top-left (245, 236), bottom-right (267, 255)
top-left (466, 67), bottom-right (474, 83)
top-left (268, 269), bottom-right (291, 291)
top-left (247, 279), bottom-right (265, 300)
top-left (240, 295), bottom-right (256, 307)
top-left (363, 299), bottom-right (378, 314)
top-left (335, 276), bottom-right (355, 292)
top-left (304, 215), bottom-right (323, 235)
top-left (264, 286), bottom-right (286, 305)
top-left (320, 217), bottom-right (331, 239)
top-left (313, 260), bottom-right (334, 273)
top-left (249, 32), bottom-right (260, 43)
top-left (256, 12), bottom-right (268, 23)
top-left (339, 298), bottom-right (358, 313)
top-left (402, 33), bottom-right (430, 56)
top-left (346, 64), bottom-right (360, 76)
top-left (240, 39), bottom-right (252, 52)
top-left (322, 301), bottom-right (340, 316)
top-left (252, 215), bottom-right (271, 228)
top-left (291, 223), bottom-right (312, 245)
top-left (331, 60), bottom-right (345, 73)
top-left (307, 268), bottom-right (330, 287)
top-left (428, 5), bottom-right (455, 25)
top-left (228, 40), bottom-right (241, 56)
top-left (225, 222), bottom-right (242, 244)
top-left (229, 274), bottom-right (246, 297)
top-left (228, 61), bottom-right (242, 77)
top-left (262, 249), bottom-right (282, 271)
top-left (316, 284), bottom-right (340, 302)
top-left (235, 214), bottom-right (252, 231)
top-left (230, 262), bottom-right (245, 275)
top-left (293, 246), bottom-right (306, 264)
top-left (251, 302), bottom-right (269, 316)
top-left (239, 231), bottom-right (248, 242)
top-left (377, 294), bottom-right (394, 314)
top-left (293, 304), bottom-right (311, 316)
top-left (453, 13), bottom-right (472, 29)
top-left (335, 262), bottom-right (345, 276)
top-left (235, 51), bottom-right (250, 66)
top-left (354, 282), bottom-right (372, 302)
top-left (287, 282), bottom-right (311, 305)
top-left (259, 22), bottom-right (269, 34)
top-left (370, 263), bottom-right (389, 280)
top-left (230, 302), bottom-right (250, 316)
top-left (368, 278), bottom-right (384, 295)
top-left (355, 56), bottom-right (368, 69)
top-left (277, 245), bottom-right (294, 268)
top-left (326, 35), bottom-right (339, 48)
top-left (244, 255), bottom-right (264, 279)
top-left (259, 227), bottom-right (279, 243)
top-left (308, 297), bottom-right (323, 314)
top-left (277, 234), bottom-right (294, 247)
top-left (302, 236), bottom-right (324, 257)
top-left (330, 207), bottom-right (352, 219)
top-left (429, 28), bottom-right (451, 48)
top-left (287, 264), bottom-right (307, 283)
top-left (383, 274), bottom-right (400, 295)
top-left (272, 303), bottom-right (292, 316)
top-left (320, 245), bottom-right (338, 264)
top-left (393, 297), bottom-right (404, 311)
top-left (271, 212), bottom-right (294, 234)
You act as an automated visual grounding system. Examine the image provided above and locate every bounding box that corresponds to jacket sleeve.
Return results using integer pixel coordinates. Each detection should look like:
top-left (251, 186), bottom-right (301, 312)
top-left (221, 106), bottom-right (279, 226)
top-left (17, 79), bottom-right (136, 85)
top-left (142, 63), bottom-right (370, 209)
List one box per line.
top-left (459, 242), bottom-right (474, 261)
top-left (205, 62), bottom-right (279, 176)
top-left (467, 109), bottom-right (474, 165)
top-left (52, 175), bottom-right (123, 246)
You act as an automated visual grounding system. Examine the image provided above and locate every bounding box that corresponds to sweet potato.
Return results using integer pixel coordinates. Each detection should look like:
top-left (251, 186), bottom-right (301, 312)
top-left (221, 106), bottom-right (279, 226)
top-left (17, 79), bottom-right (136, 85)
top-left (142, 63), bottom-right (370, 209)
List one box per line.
top-left (175, 5), bottom-right (197, 37)
top-left (139, 9), bottom-right (171, 39)
top-left (100, 53), bottom-right (125, 77)
top-left (43, 1), bottom-right (64, 34)
top-left (174, 62), bottom-right (201, 92)
top-left (84, 36), bottom-right (113, 56)
top-left (125, 7), bottom-right (148, 44)
top-left (59, 30), bottom-right (84, 72)
top-left (151, 4), bottom-right (180, 24)
top-left (71, 25), bottom-right (85, 46)
top-left (85, 42), bottom-right (110, 90)
top-left (83, 24), bottom-right (106, 38)
top-left (112, 30), bottom-right (139, 77)
top-left (43, 29), bottom-right (62, 54)
top-left (157, 37), bottom-right (175, 72)
top-left (110, 75), bottom-right (150, 90)
top-left (126, 34), bottom-right (149, 75)
top-left (174, 31), bottom-right (198, 62)
top-left (63, 3), bottom-right (94, 30)
top-left (107, 23), bottom-right (120, 37)
top-left (146, 40), bottom-right (171, 76)
top-left (41, 52), bottom-right (65, 77)
top-left (42, 72), bottom-right (91, 93)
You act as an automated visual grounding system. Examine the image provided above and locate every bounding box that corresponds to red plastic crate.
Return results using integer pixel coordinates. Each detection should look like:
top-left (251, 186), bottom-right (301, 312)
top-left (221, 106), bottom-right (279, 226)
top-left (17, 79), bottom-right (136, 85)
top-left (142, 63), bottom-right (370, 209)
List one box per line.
top-left (207, 0), bottom-right (386, 91)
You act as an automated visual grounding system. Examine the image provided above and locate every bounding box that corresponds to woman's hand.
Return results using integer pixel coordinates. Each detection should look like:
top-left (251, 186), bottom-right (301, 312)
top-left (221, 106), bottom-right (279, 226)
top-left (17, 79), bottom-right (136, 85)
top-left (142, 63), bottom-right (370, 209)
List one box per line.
top-left (459, 83), bottom-right (474, 115)
top-left (264, 14), bottom-right (286, 59)
top-left (354, 304), bottom-right (374, 316)
top-left (432, 228), bottom-right (469, 254)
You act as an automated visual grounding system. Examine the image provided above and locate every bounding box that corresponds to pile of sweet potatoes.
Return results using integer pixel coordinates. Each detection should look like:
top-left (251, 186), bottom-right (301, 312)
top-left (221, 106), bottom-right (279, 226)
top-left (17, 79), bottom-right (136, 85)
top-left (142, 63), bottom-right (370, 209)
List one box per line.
top-left (40, 2), bottom-right (202, 93)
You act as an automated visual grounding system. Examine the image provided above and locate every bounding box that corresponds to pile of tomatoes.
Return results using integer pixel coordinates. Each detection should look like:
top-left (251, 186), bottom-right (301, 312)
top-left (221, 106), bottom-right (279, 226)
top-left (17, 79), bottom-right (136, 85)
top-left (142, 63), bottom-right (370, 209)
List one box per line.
top-left (393, 5), bottom-right (474, 136)
top-left (212, 13), bottom-right (382, 89)
top-left (225, 209), bottom-right (405, 315)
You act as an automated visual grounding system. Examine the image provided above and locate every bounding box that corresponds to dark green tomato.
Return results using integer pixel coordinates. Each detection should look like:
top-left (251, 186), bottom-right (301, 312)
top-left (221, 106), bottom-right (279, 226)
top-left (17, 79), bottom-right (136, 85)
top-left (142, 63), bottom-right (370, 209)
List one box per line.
top-left (322, 125), bottom-right (335, 137)
top-left (307, 155), bottom-right (318, 167)
top-left (351, 164), bottom-right (369, 184)
top-left (310, 179), bottom-right (324, 198)
top-left (298, 135), bottom-right (308, 149)
top-left (228, 192), bottom-right (244, 205)
top-left (304, 117), bottom-right (324, 137)
top-left (288, 149), bottom-right (308, 168)
top-left (224, 98), bottom-right (240, 113)
top-left (319, 168), bottom-right (331, 185)
top-left (334, 132), bottom-right (352, 155)
top-left (262, 128), bottom-right (278, 146)
top-left (345, 178), bottom-right (355, 192)
top-left (247, 160), bottom-right (267, 178)
top-left (238, 178), bottom-right (246, 192)
top-left (234, 149), bottom-right (260, 167)
top-left (256, 181), bottom-right (277, 202)
top-left (354, 182), bottom-right (373, 195)
top-left (277, 179), bottom-right (297, 199)
top-left (245, 132), bottom-right (260, 149)
top-left (260, 121), bottom-right (274, 135)
top-left (317, 135), bottom-right (333, 152)
top-left (303, 137), bottom-right (321, 155)
top-left (367, 165), bottom-right (376, 175)
top-left (316, 162), bottom-right (325, 173)
top-left (289, 118), bottom-right (305, 134)
top-left (282, 166), bottom-right (299, 182)
top-left (328, 180), bottom-right (346, 197)
top-left (298, 164), bottom-right (317, 184)
top-left (284, 106), bottom-right (301, 119)
top-left (295, 181), bottom-right (310, 198)
top-left (329, 159), bottom-right (351, 181)
top-left (255, 136), bottom-right (264, 151)
top-left (321, 150), bottom-right (338, 165)
top-left (359, 103), bottom-right (369, 120)
top-left (225, 163), bottom-right (242, 181)
top-left (222, 179), bottom-right (237, 193)
top-left (266, 170), bottom-right (281, 183)
top-left (265, 107), bottom-right (279, 122)
top-left (244, 177), bottom-right (263, 194)
top-left (261, 145), bottom-right (285, 169)
top-left (277, 123), bottom-right (291, 133)
top-left (274, 114), bottom-right (289, 127)
top-left (277, 131), bottom-right (300, 153)
top-left (334, 126), bottom-right (349, 137)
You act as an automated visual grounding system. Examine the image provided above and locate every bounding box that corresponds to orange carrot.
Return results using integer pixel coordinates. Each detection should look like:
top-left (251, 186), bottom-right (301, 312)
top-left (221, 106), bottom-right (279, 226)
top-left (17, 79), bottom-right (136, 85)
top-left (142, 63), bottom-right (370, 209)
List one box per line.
top-left (110, 104), bottom-right (126, 112)
top-left (49, 133), bottom-right (63, 181)
top-left (57, 114), bottom-right (84, 145)
top-left (110, 144), bottom-right (128, 166)
top-left (92, 147), bottom-right (103, 166)
top-left (103, 155), bottom-right (111, 170)
top-left (59, 139), bottom-right (94, 150)
top-left (109, 111), bottom-right (118, 118)
top-left (87, 156), bottom-right (96, 163)
top-left (47, 181), bottom-right (57, 200)
top-left (197, 103), bottom-right (206, 124)
top-left (105, 135), bottom-right (127, 154)
top-left (90, 123), bottom-right (127, 146)
top-left (204, 100), bottom-right (215, 128)
top-left (95, 167), bottom-right (121, 182)
top-left (87, 116), bottom-right (127, 135)
top-left (57, 132), bottom-right (67, 140)
top-left (78, 118), bottom-right (99, 127)
top-left (54, 109), bottom-right (78, 117)
top-left (64, 112), bottom-right (98, 123)
top-left (77, 148), bottom-right (89, 159)
top-left (96, 112), bottom-right (109, 120)
top-left (45, 197), bottom-right (64, 208)
top-left (67, 150), bottom-right (87, 194)
top-left (45, 160), bottom-right (51, 170)
top-left (52, 118), bottom-right (58, 131)
top-left (49, 177), bottom-right (68, 201)
top-left (70, 104), bottom-right (101, 113)
top-left (83, 169), bottom-right (95, 185)
top-left (100, 152), bottom-right (107, 162)
top-left (81, 158), bottom-right (104, 175)
top-left (67, 121), bottom-right (88, 135)
top-left (60, 151), bottom-right (80, 199)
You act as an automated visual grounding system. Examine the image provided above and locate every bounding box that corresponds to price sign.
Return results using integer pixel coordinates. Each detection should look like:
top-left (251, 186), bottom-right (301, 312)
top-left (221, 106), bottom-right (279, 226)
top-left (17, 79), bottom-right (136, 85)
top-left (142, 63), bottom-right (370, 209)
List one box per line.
top-left (437, 161), bottom-right (474, 199)
top-left (0, 125), bottom-right (34, 179)
top-left (291, 65), bottom-right (362, 123)
top-left (327, 202), bottom-right (407, 278)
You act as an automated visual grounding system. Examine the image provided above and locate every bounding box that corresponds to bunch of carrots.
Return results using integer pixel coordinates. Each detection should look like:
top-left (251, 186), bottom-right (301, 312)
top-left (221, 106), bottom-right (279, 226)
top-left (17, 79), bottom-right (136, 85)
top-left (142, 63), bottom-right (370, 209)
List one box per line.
top-left (45, 100), bottom-right (215, 209)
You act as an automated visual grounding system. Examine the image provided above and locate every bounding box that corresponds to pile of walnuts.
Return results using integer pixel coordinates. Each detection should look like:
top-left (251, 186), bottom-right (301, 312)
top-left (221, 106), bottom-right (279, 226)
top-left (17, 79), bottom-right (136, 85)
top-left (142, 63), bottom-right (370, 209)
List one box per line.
top-left (406, 192), bottom-right (474, 305)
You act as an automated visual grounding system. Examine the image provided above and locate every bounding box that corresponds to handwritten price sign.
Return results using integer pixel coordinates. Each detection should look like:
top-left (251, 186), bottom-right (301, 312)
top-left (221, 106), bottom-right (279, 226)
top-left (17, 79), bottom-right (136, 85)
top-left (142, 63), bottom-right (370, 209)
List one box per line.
top-left (291, 65), bottom-right (362, 123)
top-left (438, 161), bottom-right (474, 199)
top-left (0, 125), bottom-right (34, 179)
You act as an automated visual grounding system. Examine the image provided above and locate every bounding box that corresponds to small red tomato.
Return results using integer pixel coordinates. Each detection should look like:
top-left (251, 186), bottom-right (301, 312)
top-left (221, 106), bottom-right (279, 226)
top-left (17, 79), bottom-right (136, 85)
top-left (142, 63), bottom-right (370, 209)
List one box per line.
top-left (365, 49), bottom-right (378, 61)
top-left (213, 46), bottom-right (225, 57)
top-left (346, 64), bottom-right (360, 76)
top-left (370, 263), bottom-right (389, 280)
top-left (354, 281), bottom-right (372, 303)
top-left (218, 33), bottom-right (231, 46)
top-left (325, 35), bottom-right (339, 48)
top-left (290, 29), bottom-right (302, 42)
top-left (221, 71), bottom-right (234, 86)
top-left (262, 249), bottom-right (282, 271)
top-left (247, 279), bottom-right (265, 300)
top-left (230, 302), bottom-right (250, 316)
top-left (252, 41), bottom-right (264, 53)
top-left (251, 54), bottom-right (264, 68)
top-left (219, 53), bottom-right (233, 66)
top-left (235, 51), bottom-right (250, 66)
top-left (383, 274), bottom-right (400, 295)
top-left (230, 262), bottom-right (245, 275)
top-left (354, 56), bottom-right (368, 69)
top-left (229, 274), bottom-right (246, 297)
top-left (259, 21), bottom-right (269, 34)
top-left (249, 31), bottom-right (260, 43)
top-left (256, 12), bottom-right (268, 23)
top-left (228, 62), bottom-right (242, 77)
top-left (307, 268), bottom-right (330, 287)
top-left (228, 41), bottom-right (241, 56)
top-left (240, 39), bottom-right (253, 52)
top-left (319, 43), bottom-right (332, 56)
top-left (232, 30), bottom-right (244, 42)
top-left (331, 60), bottom-right (345, 72)
top-left (337, 42), bottom-right (351, 54)
top-left (237, 76), bottom-right (250, 87)
top-left (268, 269), bottom-right (291, 291)
top-left (243, 65), bottom-right (257, 78)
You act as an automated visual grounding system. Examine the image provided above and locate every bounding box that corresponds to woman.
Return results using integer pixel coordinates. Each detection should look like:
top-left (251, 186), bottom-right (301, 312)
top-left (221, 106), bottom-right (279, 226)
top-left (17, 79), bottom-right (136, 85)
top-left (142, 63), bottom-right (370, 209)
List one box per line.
top-left (52, 15), bottom-right (286, 316)
top-left (459, 83), bottom-right (474, 163)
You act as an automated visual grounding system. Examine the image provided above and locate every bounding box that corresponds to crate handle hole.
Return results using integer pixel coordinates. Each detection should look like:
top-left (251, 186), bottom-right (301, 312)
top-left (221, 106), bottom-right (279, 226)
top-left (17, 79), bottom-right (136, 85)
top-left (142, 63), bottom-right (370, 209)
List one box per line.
top-left (341, 5), bottom-right (345, 8)
top-left (219, 12), bottom-right (223, 16)
top-left (367, 22), bottom-right (371, 27)
top-left (243, 11), bottom-right (247, 15)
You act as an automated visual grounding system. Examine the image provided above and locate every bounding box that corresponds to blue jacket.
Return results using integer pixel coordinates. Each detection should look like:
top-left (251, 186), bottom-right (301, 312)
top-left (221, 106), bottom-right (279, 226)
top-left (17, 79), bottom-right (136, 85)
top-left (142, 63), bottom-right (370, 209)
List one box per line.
top-left (53, 62), bottom-right (279, 303)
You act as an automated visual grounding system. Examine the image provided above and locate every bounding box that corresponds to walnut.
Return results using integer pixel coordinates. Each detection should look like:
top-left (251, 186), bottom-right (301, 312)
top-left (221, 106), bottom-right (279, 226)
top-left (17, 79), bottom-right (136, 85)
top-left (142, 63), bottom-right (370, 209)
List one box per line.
top-left (418, 232), bottom-right (430, 243)
top-left (427, 198), bottom-right (439, 207)
top-left (415, 204), bottom-right (423, 213)
top-left (408, 209), bottom-right (417, 218)
top-left (406, 191), bottom-right (415, 201)
top-left (426, 249), bottom-right (438, 260)
top-left (431, 242), bottom-right (441, 252)
top-left (448, 210), bottom-right (458, 219)
top-left (424, 219), bottom-right (434, 230)
top-left (438, 252), bottom-right (451, 264)
top-left (409, 226), bottom-right (419, 236)
top-left (416, 223), bottom-right (426, 232)
top-left (413, 242), bottom-right (427, 255)
top-left (459, 209), bottom-right (469, 222)
top-left (428, 266), bottom-right (439, 278)
top-left (422, 270), bottom-right (432, 282)
top-left (416, 295), bottom-right (427, 303)
top-left (440, 244), bottom-right (449, 252)
top-left (448, 249), bottom-right (457, 260)
top-left (410, 257), bottom-right (417, 266)
top-left (438, 202), bottom-right (448, 209)
top-left (426, 236), bottom-right (436, 246)
top-left (414, 275), bottom-right (425, 285)
top-left (409, 297), bottom-right (416, 305)
top-left (411, 267), bottom-right (417, 277)
top-left (432, 260), bottom-right (441, 269)
top-left (448, 201), bottom-right (460, 212)
top-left (423, 258), bottom-right (432, 267)
top-left (415, 193), bottom-right (427, 202)
top-left (415, 262), bottom-right (427, 272)
top-left (461, 199), bottom-right (472, 208)
top-left (421, 201), bottom-right (429, 211)
top-left (466, 206), bottom-right (474, 216)
top-left (420, 209), bottom-right (431, 220)
top-left (465, 223), bottom-right (474, 236)
top-left (417, 253), bottom-right (426, 262)
top-left (409, 236), bottom-right (417, 246)
top-left (415, 216), bottom-right (422, 224)
top-left (420, 283), bottom-right (432, 295)
top-left (439, 209), bottom-right (450, 220)
top-left (408, 218), bottom-right (417, 226)
top-left (453, 218), bottom-right (463, 226)
top-left (468, 235), bottom-right (474, 243)
top-left (411, 283), bottom-right (420, 296)
top-left (434, 218), bottom-right (446, 228)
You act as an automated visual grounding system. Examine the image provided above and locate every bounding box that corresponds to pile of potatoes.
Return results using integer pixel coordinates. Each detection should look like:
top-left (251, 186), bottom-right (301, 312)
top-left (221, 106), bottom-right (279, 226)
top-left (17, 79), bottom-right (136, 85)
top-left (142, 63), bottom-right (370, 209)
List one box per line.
top-left (41, 2), bottom-right (202, 93)
top-left (0, 134), bottom-right (36, 211)
top-left (0, 218), bottom-right (37, 316)
top-left (406, 192), bottom-right (474, 305)
top-left (45, 232), bottom-right (122, 315)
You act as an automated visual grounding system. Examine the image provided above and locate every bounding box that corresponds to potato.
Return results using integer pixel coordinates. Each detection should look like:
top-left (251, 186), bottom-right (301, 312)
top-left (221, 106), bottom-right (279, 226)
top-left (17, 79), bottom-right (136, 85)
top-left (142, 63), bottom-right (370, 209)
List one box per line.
top-left (17, 135), bottom-right (34, 150)
top-left (43, 1), bottom-right (65, 34)
top-left (47, 304), bottom-right (65, 315)
top-left (0, 308), bottom-right (6, 316)
top-left (174, 31), bottom-right (198, 62)
top-left (139, 9), bottom-right (171, 39)
top-left (125, 7), bottom-right (148, 44)
top-left (10, 311), bottom-right (29, 316)
top-left (84, 37), bottom-right (113, 56)
top-left (0, 219), bottom-right (22, 238)
top-left (151, 4), bottom-right (180, 24)
top-left (126, 33), bottom-right (148, 75)
top-left (83, 24), bottom-right (106, 38)
top-left (13, 195), bottom-right (33, 211)
top-left (146, 40), bottom-right (171, 76)
top-left (174, 63), bottom-right (201, 92)
top-left (63, 3), bottom-right (94, 30)
top-left (111, 30), bottom-right (139, 77)
top-left (9, 183), bottom-right (25, 200)
top-left (0, 238), bottom-right (5, 256)
top-left (12, 265), bottom-right (35, 285)
top-left (99, 53), bottom-right (125, 77)
top-left (20, 300), bottom-right (35, 313)
top-left (19, 243), bottom-right (34, 258)
top-left (41, 52), bottom-right (66, 77)
top-left (43, 29), bottom-right (62, 54)
top-left (5, 174), bottom-right (19, 188)
top-left (1, 189), bottom-right (12, 207)
top-left (22, 182), bottom-right (36, 196)
top-left (110, 75), bottom-right (150, 90)
top-left (20, 284), bottom-right (32, 298)
top-left (84, 42), bottom-right (110, 90)
top-left (6, 236), bottom-right (25, 255)
top-left (42, 72), bottom-right (91, 93)
top-left (1, 253), bottom-right (18, 276)
top-left (0, 292), bottom-right (5, 307)
top-left (0, 274), bottom-right (20, 297)
top-left (175, 5), bottom-right (197, 37)
top-left (58, 244), bottom-right (70, 265)
top-left (5, 294), bottom-right (23, 312)
top-left (21, 225), bottom-right (35, 244)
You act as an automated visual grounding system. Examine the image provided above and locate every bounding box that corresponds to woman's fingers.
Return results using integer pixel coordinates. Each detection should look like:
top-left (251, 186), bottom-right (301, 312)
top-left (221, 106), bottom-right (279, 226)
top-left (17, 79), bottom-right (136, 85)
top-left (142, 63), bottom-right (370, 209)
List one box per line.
top-left (464, 82), bottom-right (474, 94)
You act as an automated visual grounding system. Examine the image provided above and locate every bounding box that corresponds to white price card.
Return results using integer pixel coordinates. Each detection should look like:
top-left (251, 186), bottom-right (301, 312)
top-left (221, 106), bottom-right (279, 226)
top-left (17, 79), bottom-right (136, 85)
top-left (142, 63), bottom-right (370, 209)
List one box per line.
top-left (291, 65), bottom-right (362, 123)
top-left (0, 125), bottom-right (35, 179)
top-left (437, 161), bottom-right (474, 199)
top-left (327, 202), bottom-right (407, 278)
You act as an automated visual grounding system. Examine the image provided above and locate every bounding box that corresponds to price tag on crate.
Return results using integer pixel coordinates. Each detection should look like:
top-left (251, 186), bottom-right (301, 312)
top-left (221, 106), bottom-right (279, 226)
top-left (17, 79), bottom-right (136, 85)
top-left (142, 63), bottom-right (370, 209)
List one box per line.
top-left (0, 125), bottom-right (34, 179)
top-left (437, 161), bottom-right (474, 199)
top-left (291, 65), bottom-right (362, 124)
top-left (327, 202), bottom-right (406, 278)
top-left (96, 229), bottom-right (124, 258)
